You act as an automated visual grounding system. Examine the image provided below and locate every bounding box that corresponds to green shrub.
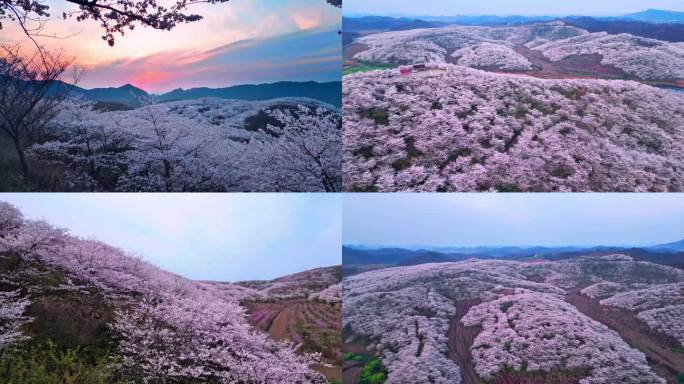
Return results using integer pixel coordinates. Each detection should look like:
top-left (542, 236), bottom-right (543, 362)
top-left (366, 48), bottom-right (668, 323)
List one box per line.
top-left (0, 341), bottom-right (118, 384)
top-left (677, 372), bottom-right (684, 383)
top-left (359, 358), bottom-right (386, 384)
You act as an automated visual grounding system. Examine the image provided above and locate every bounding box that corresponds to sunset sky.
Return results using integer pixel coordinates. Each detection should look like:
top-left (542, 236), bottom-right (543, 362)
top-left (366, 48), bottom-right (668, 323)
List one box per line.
top-left (1, 0), bottom-right (341, 93)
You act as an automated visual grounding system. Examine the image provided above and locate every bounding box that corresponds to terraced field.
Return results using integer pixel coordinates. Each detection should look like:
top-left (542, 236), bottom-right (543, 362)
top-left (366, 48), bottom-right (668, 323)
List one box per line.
top-left (244, 299), bottom-right (342, 382)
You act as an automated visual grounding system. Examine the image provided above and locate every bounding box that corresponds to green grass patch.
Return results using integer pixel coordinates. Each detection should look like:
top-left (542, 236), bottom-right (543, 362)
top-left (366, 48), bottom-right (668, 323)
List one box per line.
top-left (343, 64), bottom-right (394, 76)
top-left (359, 358), bottom-right (387, 384)
top-left (342, 352), bottom-right (366, 362)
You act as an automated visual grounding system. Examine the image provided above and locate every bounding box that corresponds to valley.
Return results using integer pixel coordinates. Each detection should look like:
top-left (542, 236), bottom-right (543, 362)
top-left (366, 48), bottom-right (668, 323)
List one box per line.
top-left (566, 289), bottom-right (684, 381)
top-left (344, 21), bottom-right (684, 86)
top-left (244, 299), bottom-right (341, 381)
top-left (342, 255), bottom-right (684, 383)
top-left (0, 201), bottom-right (342, 383)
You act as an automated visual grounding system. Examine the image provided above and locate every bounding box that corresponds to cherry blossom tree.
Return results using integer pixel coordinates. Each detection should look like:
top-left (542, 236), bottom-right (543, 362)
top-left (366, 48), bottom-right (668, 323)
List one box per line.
top-left (0, 290), bottom-right (31, 353)
top-left (29, 98), bottom-right (133, 191)
top-left (352, 22), bottom-right (587, 65)
top-left (246, 105), bottom-right (342, 192)
top-left (30, 98), bottom-right (341, 192)
top-left (349, 22), bottom-right (684, 81)
top-left (531, 32), bottom-right (684, 81)
top-left (462, 292), bottom-right (664, 383)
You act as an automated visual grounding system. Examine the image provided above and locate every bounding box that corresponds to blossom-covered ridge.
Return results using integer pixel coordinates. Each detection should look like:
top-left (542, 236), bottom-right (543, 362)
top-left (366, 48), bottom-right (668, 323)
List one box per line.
top-left (343, 63), bottom-right (684, 192)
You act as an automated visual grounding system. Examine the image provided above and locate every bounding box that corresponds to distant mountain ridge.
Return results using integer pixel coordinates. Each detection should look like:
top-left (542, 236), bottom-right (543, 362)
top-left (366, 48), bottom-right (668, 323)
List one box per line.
top-left (49, 80), bottom-right (342, 108)
top-left (343, 241), bottom-right (684, 276)
top-left (344, 9), bottom-right (684, 26)
top-left (651, 238), bottom-right (684, 251)
top-left (564, 16), bottom-right (684, 42)
top-left (343, 16), bottom-right (441, 31)
top-left (158, 81), bottom-right (341, 107)
top-left (623, 9), bottom-right (684, 23)
top-left (345, 239), bottom-right (684, 254)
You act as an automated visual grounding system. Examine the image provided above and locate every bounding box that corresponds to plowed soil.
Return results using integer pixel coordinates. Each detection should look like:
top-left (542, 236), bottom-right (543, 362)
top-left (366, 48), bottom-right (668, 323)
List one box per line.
top-left (244, 299), bottom-right (341, 382)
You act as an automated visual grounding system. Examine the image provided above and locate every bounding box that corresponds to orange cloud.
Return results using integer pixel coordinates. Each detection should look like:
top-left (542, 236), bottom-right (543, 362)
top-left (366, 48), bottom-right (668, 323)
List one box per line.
top-left (292, 9), bottom-right (324, 30)
top-left (131, 71), bottom-right (174, 90)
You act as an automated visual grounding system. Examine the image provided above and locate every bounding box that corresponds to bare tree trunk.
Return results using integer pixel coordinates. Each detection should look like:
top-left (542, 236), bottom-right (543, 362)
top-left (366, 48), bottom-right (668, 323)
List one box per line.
top-left (10, 135), bottom-right (29, 177)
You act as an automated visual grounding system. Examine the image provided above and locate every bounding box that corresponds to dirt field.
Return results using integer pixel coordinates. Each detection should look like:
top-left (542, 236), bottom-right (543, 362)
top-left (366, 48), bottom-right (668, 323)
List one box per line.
top-left (243, 299), bottom-right (341, 382)
top-left (343, 43), bottom-right (371, 68)
top-left (448, 299), bottom-right (484, 384)
top-left (512, 46), bottom-right (628, 80)
top-left (566, 289), bottom-right (684, 384)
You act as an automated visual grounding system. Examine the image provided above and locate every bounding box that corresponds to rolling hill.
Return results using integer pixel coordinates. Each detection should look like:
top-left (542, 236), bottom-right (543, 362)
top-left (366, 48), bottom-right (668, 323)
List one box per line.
top-left (343, 63), bottom-right (684, 192)
top-left (343, 255), bottom-right (684, 383)
top-left (347, 22), bottom-right (684, 82)
top-left (49, 80), bottom-right (342, 108)
top-left (30, 96), bottom-right (341, 192)
top-left (157, 81), bottom-right (342, 107)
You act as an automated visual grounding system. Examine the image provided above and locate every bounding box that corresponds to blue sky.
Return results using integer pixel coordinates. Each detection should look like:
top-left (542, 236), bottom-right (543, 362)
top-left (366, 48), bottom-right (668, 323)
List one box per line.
top-left (1, 193), bottom-right (341, 282)
top-left (343, 0), bottom-right (684, 17)
top-left (343, 194), bottom-right (684, 248)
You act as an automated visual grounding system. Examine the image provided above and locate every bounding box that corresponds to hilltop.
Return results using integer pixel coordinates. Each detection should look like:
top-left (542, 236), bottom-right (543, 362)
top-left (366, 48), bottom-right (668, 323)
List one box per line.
top-left (343, 64), bottom-right (684, 192)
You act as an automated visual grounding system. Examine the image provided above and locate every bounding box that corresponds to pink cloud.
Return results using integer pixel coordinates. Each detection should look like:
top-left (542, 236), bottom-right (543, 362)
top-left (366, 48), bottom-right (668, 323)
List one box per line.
top-left (77, 27), bottom-right (340, 92)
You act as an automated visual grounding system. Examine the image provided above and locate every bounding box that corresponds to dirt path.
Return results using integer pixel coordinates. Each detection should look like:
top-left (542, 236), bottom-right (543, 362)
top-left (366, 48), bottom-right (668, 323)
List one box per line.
top-left (448, 299), bottom-right (483, 384)
top-left (267, 305), bottom-right (293, 341)
top-left (513, 46), bottom-right (628, 80)
top-left (566, 290), bottom-right (684, 383)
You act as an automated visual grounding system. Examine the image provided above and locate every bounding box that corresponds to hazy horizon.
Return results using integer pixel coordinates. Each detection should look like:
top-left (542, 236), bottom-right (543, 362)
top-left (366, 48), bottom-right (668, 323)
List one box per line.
top-left (1, 0), bottom-right (341, 93)
top-left (62, 77), bottom-right (341, 94)
top-left (343, 0), bottom-right (684, 17)
top-left (1, 193), bottom-right (342, 282)
top-left (343, 194), bottom-right (684, 248)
